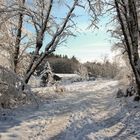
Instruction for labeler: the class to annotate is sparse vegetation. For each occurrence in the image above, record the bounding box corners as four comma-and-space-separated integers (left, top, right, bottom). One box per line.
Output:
0, 0, 140, 139
84, 59, 120, 79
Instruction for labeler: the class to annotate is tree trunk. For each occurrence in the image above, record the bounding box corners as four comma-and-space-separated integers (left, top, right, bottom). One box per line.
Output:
115, 0, 140, 96
22, 0, 78, 88
13, 0, 25, 73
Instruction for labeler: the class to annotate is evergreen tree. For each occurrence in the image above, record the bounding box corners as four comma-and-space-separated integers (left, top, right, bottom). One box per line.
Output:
40, 62, 54, 87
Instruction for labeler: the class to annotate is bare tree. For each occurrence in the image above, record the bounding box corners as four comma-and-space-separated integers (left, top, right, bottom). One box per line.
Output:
13, 0, 25, 73
114, 0, 140, 96
23, 0, 79, 86
0, 0, 33, 74
0, 0, 104, 87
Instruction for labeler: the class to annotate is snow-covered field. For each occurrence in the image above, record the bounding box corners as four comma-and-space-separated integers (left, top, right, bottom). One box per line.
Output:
0, 79, 140, 140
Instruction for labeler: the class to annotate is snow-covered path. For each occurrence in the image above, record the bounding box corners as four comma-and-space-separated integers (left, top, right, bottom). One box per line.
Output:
0, 80, 140, 140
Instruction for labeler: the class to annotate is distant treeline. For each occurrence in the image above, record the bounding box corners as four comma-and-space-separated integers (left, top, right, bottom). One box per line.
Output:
84, 61, 119, 79
36, 53, 80, 75
36, 53, 119, 79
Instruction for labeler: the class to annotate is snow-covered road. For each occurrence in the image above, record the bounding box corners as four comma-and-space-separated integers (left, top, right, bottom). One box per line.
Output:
0, 80, 140, 140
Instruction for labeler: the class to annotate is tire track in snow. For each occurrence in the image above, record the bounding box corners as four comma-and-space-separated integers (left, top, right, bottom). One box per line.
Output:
1, 80, 124, 140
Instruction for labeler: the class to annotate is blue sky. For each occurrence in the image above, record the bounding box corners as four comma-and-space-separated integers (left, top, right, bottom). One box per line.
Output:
25, 1, 115, 63
54, 3, 115, 62
55, 24, 114, 62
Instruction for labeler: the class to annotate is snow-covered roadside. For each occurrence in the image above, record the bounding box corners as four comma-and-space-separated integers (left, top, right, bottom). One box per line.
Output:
0, 80, 140, 140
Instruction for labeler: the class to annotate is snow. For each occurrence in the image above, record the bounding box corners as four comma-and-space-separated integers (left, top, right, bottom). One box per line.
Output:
0, 79, 140, 140
55, 74, 82, 85
28, 74, 81, 88
55, 74, 80, 78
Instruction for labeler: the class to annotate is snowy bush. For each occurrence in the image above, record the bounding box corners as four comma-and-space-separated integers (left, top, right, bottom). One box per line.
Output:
0, 65, 37, 108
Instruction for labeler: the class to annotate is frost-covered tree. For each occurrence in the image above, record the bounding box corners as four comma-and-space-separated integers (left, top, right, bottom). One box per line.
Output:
101, 0, 140, 97
40, 61, 54, 87
114, 0, 140, 97
0, 0, 104, 87
0, 66, 36, 108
